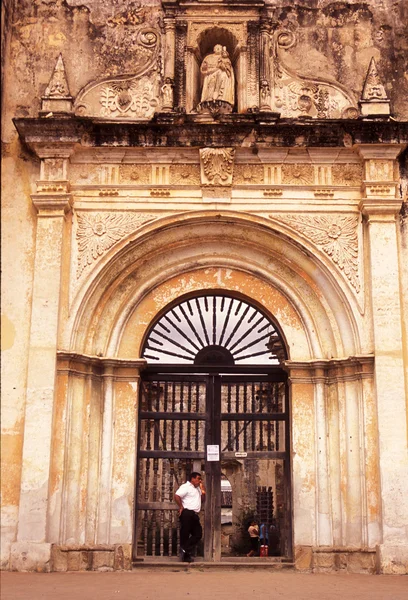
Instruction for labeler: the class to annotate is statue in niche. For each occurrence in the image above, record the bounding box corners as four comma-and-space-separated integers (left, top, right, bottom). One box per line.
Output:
199, 45, 234, 110
161, 77, 174, 111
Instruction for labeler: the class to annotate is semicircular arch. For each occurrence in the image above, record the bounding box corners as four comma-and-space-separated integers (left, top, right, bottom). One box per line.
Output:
63, 211, 362, 362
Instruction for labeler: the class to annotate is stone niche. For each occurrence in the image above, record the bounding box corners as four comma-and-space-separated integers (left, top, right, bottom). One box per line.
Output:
165, 0, 262, 113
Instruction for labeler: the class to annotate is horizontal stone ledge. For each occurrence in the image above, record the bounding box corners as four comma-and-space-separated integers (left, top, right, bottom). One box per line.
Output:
13, 117, 408, 152
312, 547, 376, 554
57, 545, 116, 552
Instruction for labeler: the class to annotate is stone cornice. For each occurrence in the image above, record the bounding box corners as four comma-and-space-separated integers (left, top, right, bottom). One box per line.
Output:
13, 116, 408, 154
56, 351, 147, 377
284, 355, 375, 383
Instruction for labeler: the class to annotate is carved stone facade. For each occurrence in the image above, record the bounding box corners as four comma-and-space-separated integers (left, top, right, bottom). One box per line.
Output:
2, 0, 408, 578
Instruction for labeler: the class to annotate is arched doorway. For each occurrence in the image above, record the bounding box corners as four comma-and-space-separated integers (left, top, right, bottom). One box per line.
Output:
134, 292, 291, 562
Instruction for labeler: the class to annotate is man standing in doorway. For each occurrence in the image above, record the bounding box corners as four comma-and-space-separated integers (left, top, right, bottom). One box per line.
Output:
174, 472, 206, 562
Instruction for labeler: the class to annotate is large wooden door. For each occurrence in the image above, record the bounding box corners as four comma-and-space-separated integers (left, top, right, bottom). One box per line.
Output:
133, 368, 291, 561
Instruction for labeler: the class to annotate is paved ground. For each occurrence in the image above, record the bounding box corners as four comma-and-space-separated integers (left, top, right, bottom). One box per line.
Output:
2, 571, 407, 600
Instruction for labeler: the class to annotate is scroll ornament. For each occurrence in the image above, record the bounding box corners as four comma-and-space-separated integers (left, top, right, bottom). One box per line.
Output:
273, 214, 360, 292
76, 212, 156, 277
74, 28, 160, 119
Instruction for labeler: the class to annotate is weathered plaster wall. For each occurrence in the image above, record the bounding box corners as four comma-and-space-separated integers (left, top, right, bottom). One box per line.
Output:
5, 0, 408, 119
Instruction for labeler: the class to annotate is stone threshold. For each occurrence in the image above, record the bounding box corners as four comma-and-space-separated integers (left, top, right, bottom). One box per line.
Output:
133, 557, 295, 570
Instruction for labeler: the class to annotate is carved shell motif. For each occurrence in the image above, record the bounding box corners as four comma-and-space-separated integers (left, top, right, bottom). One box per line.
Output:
200, 148, 235, 186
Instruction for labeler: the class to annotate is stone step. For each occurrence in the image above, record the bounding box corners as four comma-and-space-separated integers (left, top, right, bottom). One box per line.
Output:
133, 557, 295, 570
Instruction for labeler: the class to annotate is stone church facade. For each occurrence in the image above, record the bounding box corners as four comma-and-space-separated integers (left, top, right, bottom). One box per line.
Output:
1, 0, 407, 574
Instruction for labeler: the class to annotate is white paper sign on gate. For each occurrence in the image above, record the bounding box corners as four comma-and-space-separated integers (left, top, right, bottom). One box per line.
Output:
206, 445, 220, 462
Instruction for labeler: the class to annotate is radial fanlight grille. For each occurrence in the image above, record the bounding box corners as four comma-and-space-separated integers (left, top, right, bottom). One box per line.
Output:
142, 294, 286, 365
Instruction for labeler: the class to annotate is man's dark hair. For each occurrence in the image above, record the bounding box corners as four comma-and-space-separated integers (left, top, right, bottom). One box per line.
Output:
189, 471, 201, 481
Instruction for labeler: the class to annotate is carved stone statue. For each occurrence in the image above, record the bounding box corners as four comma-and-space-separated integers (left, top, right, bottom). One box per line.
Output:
200, 45, 234, 106
161, 77, 174, 111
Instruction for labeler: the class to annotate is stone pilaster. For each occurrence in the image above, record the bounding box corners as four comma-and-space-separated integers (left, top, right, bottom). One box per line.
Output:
163, 17, 176, 82
10, 176, 72, 570
358, 143, 408, 574
259, 19, 272, 111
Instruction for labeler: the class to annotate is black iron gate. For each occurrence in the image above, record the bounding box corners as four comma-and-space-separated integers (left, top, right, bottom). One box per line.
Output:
134, 368, 291, 561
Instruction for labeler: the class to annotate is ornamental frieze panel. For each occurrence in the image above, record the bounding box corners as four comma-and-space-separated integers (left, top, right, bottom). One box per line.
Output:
170, 165, 201, 186
272, 214, 360, 293
281, 164, 314, 186
69, 164, 101, 185
75, 212, 158, 277
233, 165, 264, 185
119, 165, 152, 185
332, 164, 363, 187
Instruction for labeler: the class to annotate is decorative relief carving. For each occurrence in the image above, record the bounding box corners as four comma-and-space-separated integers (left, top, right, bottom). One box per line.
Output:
42, 158, 65, 180
99, 189, 119, 196
273, 214, 360, 292
44, 54, 71, 98
74, 26, 160, 119
361, 57, 388, 101
119, 165, 151, 185
169, 165, 201, 185
263, 189, 283, 197
367, 160, 394, 182
200, 148, 235, 186
270, 28, 358, 119
366, 185, 393, 196
69, 164, 100, 185
233, 165, 264, 185
281, 164, 314, 186
76, 212, 156, 277
36, 182, 69, 193
314, 189, 335, 198
98, 76, 159, 118
332, 164, 363, 186
203, 187, 231, 199
150, 188, 171, 197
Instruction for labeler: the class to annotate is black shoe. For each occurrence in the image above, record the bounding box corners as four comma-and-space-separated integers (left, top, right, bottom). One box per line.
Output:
184, 554, 194, 563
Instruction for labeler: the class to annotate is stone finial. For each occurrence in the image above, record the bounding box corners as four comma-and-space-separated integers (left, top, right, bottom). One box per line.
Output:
41, 54, 73, 115
359, 57, 390, 117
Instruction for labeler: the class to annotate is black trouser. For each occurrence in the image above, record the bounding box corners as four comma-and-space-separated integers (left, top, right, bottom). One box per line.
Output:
180, 509, 202, 555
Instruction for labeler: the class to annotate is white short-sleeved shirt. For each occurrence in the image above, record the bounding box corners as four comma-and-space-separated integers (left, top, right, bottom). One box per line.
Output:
175, 481, 202, 512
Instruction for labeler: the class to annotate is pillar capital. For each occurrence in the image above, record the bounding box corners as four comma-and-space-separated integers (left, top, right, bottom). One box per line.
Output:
355, 143, 407, 161
31, 193, 73, 216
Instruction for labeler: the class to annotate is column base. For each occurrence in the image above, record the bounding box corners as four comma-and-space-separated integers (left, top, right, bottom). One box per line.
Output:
294, 546, 377, 573
10, 542, 52, 572
51, 544, 132, 572
376, 544, 408, 574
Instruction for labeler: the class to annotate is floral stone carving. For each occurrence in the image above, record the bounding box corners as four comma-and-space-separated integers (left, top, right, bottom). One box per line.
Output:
170, 165, 201, 186
332, 164, 363, 186
200, 148, 235, 186
233, 165, 264, 185
282, 164, 314, 186
76, 212, 157, 277
273, 214, 360, 292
